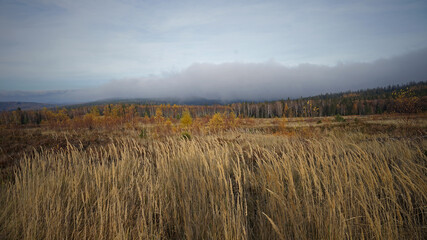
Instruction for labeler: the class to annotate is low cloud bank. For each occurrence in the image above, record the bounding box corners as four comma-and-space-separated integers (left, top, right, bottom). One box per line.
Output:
1, 48, 427, 104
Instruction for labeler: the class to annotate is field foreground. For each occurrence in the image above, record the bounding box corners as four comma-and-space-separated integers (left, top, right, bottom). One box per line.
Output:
1, 117, 427, 239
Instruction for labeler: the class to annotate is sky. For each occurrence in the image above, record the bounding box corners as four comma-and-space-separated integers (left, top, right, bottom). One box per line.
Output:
0, 0, 427, 103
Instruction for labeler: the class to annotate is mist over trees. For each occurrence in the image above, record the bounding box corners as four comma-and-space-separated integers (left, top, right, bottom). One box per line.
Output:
1, 48, 427, 104
1, 82, 425, 127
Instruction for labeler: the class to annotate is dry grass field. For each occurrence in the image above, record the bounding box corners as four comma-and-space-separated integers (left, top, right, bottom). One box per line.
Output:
1, 114, 426, 239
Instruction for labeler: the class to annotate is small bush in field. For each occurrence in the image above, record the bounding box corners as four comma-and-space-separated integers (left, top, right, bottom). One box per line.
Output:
139, 128, 148, 139
181, 131, 191, 140
317, 120, 322, 124
335, 114, 345, 122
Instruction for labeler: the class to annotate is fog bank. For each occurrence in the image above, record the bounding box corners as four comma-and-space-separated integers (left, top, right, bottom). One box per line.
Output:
1, 49, 426, 104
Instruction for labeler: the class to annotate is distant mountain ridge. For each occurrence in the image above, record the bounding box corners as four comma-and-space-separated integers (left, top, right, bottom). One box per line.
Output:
2, 82, 425, 112
0, 102, 56, 111
67, 97, 229, 108
73, 81, 426, 107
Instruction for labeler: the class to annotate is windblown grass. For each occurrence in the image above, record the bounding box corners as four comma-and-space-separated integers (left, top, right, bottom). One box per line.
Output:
1, 130, 426, 239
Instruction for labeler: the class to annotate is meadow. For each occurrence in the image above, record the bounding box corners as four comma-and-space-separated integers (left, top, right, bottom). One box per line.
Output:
0, 114, 426, 239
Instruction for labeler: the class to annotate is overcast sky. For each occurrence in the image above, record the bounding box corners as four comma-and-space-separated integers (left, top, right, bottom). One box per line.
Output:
1, 0, 427, 102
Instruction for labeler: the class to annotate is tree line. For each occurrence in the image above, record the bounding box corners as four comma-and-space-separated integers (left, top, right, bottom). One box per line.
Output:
230, 81, 425, 118
1, 81, 425, 127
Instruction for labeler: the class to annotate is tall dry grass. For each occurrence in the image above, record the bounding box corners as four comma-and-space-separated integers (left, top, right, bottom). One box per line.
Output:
1, 130, 426, 239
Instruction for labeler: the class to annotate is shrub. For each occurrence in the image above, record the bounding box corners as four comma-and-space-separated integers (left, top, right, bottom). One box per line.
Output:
181, 131, 192, 140
139, 128, 148, 139
335, 114, 345, 122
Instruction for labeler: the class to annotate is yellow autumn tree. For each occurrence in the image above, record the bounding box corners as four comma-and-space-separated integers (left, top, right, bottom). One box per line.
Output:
226, 111, 237, 129
90, 106, 100, 116
393, 88, 421, 126
164, 118, 173, 134
209, 113, 224, 132
284, 103, 289, 117
111, 105, 122, 118
180, 109, 193, 129
155, 107, 164, 124
393, 88, 420, 114
278, 116, 287, 133
143, 113, 150, 123
153, 107, 165, 137
57, 108, 70, 124
83, 107, 100, 129
103, 105, 111, 117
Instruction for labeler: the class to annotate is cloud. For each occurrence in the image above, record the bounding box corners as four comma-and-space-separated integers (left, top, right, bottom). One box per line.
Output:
1, 48, 426, 104
1, 0, 427, 91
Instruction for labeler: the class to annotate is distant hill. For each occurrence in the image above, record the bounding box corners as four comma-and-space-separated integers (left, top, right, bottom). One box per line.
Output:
0, 102, 56, 112
73, 82, 426, 108
68, 97, 227, 108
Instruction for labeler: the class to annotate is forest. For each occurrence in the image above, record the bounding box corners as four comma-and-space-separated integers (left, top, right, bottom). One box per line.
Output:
0, 82, 425, 128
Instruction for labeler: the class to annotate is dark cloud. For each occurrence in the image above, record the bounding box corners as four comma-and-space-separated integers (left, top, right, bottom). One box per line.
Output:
1, 48, 426, 104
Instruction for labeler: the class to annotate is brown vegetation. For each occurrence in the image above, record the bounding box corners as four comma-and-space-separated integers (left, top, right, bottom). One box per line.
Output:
0, 113, 426, 239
